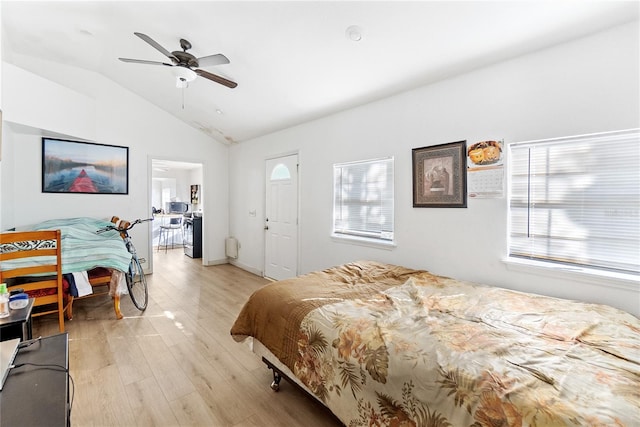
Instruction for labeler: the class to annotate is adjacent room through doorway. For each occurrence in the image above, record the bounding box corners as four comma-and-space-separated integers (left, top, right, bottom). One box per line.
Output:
150, 159, 204, 273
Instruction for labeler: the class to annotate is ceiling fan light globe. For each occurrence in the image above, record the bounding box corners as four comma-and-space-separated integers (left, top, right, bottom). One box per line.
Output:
176, 77, 189, 89
172, 66, 197, 82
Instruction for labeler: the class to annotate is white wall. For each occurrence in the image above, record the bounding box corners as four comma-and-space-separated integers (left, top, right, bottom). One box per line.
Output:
229, 22, 640, 316
152, 168, 195, 208
0, 3, 4, 229
0, 61, 229, 269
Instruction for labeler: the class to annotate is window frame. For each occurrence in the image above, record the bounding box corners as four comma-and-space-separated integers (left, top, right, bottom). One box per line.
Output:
506, 129, 640, 286
332, 156, 395, 248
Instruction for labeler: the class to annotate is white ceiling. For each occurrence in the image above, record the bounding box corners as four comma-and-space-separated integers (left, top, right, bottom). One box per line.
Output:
2, 1, 638, 145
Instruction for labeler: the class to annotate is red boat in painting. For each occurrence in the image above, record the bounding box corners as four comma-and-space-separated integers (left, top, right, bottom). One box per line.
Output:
68, 169, 98, 192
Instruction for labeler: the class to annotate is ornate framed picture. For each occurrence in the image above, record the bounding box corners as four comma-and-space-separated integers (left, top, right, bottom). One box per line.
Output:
412, 140, 467, 208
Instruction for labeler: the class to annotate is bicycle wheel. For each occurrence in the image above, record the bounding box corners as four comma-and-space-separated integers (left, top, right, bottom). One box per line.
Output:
126, 257, 148, 310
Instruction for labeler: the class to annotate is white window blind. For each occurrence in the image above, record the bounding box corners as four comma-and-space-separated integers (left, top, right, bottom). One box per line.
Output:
333, 157, 394, 241
509, 129, 640, 275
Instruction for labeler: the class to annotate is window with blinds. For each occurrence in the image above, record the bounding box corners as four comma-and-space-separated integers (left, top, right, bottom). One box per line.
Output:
508, 129, 640, 276
333, 157, 394, 242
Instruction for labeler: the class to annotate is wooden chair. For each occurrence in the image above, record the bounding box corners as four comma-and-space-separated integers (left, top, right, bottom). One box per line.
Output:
0, 230, 68, 332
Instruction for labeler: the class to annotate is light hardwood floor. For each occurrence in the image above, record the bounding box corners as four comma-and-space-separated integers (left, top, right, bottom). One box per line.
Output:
32, 249, 343, 427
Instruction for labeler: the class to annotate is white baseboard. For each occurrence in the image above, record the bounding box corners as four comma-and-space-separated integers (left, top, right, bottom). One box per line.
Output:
228, 259, 263, 277
202, 258, 264, 278
204, 258, 229, 266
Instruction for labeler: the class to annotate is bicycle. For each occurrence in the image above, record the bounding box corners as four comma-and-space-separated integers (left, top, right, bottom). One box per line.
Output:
96, 217, 153, 310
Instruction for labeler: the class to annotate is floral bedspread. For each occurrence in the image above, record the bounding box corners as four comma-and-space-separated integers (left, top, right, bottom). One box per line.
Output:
232, 261, 640, 426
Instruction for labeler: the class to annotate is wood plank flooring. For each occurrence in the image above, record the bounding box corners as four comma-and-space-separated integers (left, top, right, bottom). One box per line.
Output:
32, 249, 343, 427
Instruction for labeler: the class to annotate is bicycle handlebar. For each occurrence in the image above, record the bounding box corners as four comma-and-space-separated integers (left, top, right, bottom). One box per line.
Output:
96, 217, 154, 234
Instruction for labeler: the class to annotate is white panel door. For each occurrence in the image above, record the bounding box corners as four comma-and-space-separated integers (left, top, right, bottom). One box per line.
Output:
264, 154, 298, 281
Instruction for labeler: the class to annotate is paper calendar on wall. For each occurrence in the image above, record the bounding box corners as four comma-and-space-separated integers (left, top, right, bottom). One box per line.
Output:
467, 140, 504, 198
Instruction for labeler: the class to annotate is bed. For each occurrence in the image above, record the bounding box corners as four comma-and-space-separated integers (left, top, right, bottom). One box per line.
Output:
231, 260, 640, 426
1, 217, 132, 322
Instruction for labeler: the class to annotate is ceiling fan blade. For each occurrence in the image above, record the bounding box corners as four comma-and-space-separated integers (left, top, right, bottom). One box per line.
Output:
134, 32, 178, 63
195, 69, 238, 88
119, 58, 173, 66
197, 53, 230, 68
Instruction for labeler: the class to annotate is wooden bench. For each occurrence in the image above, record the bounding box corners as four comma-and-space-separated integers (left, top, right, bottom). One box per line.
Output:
61, 214, 130, 320
66, 267, 124, 320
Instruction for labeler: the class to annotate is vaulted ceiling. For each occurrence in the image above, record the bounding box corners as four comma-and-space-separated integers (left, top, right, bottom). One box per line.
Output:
2, 1, 638, 145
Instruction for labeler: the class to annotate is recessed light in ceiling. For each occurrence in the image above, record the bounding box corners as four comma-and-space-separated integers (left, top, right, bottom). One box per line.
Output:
345, 25, 363, 42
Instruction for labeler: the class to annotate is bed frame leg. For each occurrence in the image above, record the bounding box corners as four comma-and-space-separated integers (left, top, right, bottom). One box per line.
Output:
270, 370, 282, 391
262, 357, 282, 391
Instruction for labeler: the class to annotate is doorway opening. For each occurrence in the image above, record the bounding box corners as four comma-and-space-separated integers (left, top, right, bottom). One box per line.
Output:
150, 158, 204, 273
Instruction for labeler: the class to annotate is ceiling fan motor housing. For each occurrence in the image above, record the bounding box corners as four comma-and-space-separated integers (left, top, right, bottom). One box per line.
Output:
172, 50, 199, 68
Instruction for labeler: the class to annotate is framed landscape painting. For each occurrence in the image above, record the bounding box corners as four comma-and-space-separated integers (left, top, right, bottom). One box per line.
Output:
412, 140, 467, 208
42, 138, 129, 194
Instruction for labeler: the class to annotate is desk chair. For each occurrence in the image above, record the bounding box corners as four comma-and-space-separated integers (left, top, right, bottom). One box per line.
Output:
158, 216, 183, 252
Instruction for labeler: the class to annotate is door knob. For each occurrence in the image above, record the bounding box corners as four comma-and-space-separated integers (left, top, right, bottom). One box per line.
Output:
264, 226, 269, 230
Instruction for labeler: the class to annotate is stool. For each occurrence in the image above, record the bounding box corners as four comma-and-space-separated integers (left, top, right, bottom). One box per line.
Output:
158, 216, 183, 252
